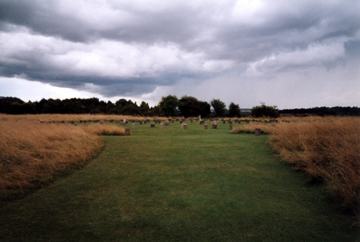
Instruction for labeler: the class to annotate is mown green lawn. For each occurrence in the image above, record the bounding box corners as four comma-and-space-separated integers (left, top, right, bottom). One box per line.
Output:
0, 120, 358, 241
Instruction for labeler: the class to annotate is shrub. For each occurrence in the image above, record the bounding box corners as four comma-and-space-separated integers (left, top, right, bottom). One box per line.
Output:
251, 102, 279, 118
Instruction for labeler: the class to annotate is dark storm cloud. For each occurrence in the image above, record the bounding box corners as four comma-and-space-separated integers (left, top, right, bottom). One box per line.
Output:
0, 1, 89, 42
0, 0, 204, 44
0, 0, 359, 99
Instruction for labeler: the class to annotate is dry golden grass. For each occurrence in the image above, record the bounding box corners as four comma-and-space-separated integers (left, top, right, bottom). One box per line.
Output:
232, 122, 277, 134
0, 117, 126, 201
233, 116, 360, 211
83, 123, 126, 136
0, 114, 172, 122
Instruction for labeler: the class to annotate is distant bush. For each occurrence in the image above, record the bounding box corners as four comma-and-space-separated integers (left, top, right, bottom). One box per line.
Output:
251, 102, 279, 118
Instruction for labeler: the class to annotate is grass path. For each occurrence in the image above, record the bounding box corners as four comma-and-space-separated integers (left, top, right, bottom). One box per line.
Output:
0, 121, 358, 241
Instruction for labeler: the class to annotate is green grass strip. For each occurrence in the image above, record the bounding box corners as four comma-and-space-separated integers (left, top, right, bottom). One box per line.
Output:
0, 121, 358, 241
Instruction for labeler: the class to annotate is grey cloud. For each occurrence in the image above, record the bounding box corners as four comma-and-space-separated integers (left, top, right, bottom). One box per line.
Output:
0, 0, 204, 44
345, 39, 360, 57
0, 0, 359, 100
209, 1, 360, 64
0, 1, 89, 42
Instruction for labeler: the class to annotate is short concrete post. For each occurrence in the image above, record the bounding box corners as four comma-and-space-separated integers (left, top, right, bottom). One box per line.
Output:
255, 128, 261, 136
132, 123, 135, 129
160, 123, 163, 129
183, 124, 187, 129
125, 129, 130, 136
205, 124, 208, 130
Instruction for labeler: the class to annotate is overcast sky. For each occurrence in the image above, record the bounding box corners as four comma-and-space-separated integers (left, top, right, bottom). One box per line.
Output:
0, 0, 359, 109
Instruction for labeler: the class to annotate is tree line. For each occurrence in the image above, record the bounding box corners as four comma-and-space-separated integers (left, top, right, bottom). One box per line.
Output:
279, 106, 360, 116
0, 97, 154, 116
0, 95, 244, 117
1, 95, 357, 117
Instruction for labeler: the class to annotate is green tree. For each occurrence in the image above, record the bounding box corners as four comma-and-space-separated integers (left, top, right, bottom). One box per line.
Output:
106, 101, 117, 114
251, 102, 278, 118
159, 95, 179, 117
139, 101, 150, 115
148, 105, 161, 116
114, 99, 140, 115
0, 97, 25, 114
178, 96, 198, 118
178, 96, 211, 118
11, 101, 36, 114
123, 100, 140, 115
115, 98, 128, 107
211, 98, 226, 117
229, 102, 241, 117
198, 100, 211, 118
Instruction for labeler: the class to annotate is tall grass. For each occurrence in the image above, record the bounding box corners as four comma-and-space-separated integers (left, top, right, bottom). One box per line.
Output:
0, 114, 172, 122
233, 117, 360, 212
0, 114, 140, 122
0, 119, 125, 201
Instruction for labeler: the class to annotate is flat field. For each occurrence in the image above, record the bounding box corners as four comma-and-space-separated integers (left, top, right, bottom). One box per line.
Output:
0, 119, 358, 241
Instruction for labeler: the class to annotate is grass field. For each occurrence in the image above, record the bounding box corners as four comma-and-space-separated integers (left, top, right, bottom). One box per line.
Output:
232, 117, 360, 211
0, 120, 359, 241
